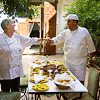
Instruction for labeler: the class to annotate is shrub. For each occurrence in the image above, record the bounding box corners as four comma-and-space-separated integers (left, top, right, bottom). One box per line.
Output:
63, 0, 100, 46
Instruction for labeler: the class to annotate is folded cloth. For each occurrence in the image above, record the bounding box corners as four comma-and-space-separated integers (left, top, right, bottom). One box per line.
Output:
54, 73, 74, 86
30, 63, 41, 69
34, 74, 47, 83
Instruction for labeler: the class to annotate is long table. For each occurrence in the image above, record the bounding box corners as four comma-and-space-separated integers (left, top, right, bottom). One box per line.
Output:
28, 62, 88, 100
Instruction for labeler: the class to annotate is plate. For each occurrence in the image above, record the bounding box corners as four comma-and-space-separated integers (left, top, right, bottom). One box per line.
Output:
29, 77, 48, 83
32, 83, 49, 92
60, 71, 70, 75
30, 72, 40, 76
42, 72, 49, 76
69, 75, 76, 81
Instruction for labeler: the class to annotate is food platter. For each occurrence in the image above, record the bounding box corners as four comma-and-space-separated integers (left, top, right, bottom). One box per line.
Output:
29, 77, 48, 83
54, 72, 75, 89
32, 83, 49, 92
42, 64, 68, 73
29, 60, 76, 91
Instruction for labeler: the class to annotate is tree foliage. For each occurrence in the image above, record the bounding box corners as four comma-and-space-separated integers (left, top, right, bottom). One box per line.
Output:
0, 0, 43, 20
63, 0, 100, 46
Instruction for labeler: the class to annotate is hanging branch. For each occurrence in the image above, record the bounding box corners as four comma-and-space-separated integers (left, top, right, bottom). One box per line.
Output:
0, 0, 43, 19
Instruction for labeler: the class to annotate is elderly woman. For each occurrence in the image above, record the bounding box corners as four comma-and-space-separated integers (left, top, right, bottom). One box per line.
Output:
0, 19, 42, 92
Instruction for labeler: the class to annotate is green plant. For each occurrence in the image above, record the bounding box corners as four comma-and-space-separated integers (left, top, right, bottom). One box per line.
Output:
63, 0, 100, 46
0, 0, 43, 20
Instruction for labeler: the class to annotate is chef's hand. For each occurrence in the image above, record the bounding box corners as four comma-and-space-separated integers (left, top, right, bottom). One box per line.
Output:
49, 39, 54, 46
88, 58, 94, 67
42, 38, 54, 45
45, 39, 54, 46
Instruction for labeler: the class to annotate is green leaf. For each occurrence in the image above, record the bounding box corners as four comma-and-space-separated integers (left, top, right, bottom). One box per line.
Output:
0, 0, 42, 20
63, 0, 100, 45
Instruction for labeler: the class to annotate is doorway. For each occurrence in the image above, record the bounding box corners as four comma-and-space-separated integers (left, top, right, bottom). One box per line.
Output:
29, 22, 43, 54
18, 1, 57, 55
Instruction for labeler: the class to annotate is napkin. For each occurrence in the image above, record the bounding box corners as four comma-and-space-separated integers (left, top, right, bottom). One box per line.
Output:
54, 72, 71, 80
54, 73, 73, 86
30, 63, 41, 69
34, 74, 47, 83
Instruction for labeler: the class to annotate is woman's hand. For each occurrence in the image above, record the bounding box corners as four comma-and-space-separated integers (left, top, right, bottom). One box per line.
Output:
37, 38, 54, 46
37, 38, 42, 42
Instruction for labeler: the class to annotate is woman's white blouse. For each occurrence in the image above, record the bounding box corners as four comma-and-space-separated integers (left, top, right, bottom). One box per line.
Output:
0, 33, 38, 80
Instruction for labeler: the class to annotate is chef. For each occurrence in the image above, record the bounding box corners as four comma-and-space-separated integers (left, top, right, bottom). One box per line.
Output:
49, 14, 96, 84
0, 19, 43, 92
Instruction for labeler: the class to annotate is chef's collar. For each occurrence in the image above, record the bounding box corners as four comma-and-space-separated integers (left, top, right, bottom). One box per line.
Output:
3, 32, 13, 39
70, 26, 78, 35
3, 33, 14, 43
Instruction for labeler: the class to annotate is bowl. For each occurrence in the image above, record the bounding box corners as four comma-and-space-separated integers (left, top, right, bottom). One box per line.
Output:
54, 82, 70, 89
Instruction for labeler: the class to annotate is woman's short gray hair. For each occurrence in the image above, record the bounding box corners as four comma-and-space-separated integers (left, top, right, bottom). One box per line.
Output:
1, 19, 11, 30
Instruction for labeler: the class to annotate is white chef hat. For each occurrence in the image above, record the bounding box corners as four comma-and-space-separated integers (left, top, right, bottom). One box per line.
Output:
67, 14, 79, 20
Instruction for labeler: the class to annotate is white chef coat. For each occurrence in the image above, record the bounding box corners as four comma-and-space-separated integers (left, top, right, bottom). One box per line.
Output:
52, 26, 96, 81
0, 33, 38, 80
